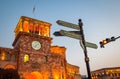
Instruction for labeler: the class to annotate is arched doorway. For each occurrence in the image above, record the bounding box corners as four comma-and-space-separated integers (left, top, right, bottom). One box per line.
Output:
2, 65, 20, 79
26, 71, 43, 79
4, 64, 15, 69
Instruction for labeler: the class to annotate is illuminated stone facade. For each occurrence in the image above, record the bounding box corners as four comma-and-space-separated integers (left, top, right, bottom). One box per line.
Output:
0, 16, 81, 79
91, 67, 120, 79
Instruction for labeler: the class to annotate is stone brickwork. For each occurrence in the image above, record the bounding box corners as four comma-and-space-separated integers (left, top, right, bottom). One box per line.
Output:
11, 32, 69, 79
13, 32, 52, 54
0, 16, 81, 79
67, 63, 81, 79
91, 67, 120, 79
0, 47, 18, 69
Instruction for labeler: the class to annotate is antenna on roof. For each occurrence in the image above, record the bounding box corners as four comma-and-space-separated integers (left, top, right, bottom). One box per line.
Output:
33, 6, 35, 13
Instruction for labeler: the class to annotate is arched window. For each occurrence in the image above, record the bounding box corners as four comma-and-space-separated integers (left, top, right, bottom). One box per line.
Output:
34, 23, 39, 34
44, 26, 49, 37
39, 25, 50, 37
11, 55, 16, 62
27, 71, 42, 79
1, 51, 6, 61
6, 53, 11, 61
23, 21, 29, 32
42, 56, 47, 64
39, 24, 44, 36
24, 54, 29, 62
29, 23, 34, 33
4, 64, 15, 69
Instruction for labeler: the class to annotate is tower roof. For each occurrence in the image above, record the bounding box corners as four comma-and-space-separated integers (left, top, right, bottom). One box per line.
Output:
14, 16, 52, 37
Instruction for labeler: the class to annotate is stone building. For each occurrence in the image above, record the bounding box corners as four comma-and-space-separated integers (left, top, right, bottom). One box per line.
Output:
91, 67, 120, 79
0, 16, 81, 79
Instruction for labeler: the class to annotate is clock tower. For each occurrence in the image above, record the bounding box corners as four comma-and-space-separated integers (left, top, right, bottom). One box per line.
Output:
12, 16, 52, 78
0, 16, 81, 79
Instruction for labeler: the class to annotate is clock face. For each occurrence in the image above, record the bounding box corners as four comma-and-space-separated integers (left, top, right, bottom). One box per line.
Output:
32, 41, 41, 50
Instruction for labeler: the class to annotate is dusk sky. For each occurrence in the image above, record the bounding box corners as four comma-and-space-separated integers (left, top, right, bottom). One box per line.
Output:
0, 0, 120, 75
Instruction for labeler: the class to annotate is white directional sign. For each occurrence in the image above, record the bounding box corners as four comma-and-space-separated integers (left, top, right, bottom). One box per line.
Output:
56, 20, 80, 30
59, 30, 98, 49
59, 30, 81, 39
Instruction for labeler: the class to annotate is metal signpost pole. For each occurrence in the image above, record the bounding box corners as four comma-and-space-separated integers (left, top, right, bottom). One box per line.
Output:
78, 19, 91, 79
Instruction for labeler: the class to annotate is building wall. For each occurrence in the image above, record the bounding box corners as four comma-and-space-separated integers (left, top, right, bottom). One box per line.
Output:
0, 33, 81, 79
0, 48, 18, 69
67, 63, 81, 79
0, 16, 81, 79
91, 67, 120, 79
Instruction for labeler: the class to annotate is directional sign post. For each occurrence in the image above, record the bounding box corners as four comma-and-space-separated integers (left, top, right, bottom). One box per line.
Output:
78, 19, 91, 79
54, 19, 97, 79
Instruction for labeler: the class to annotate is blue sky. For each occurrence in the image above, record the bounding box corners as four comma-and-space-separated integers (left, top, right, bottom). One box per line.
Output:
0, 0, 120, 75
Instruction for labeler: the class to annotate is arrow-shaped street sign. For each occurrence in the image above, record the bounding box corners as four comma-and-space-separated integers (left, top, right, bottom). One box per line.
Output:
56, 20, 80, 30
85, 41, 98, 49
59, 30, 82, 39
54, 30, 98, 49
53, 30, 81, 36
